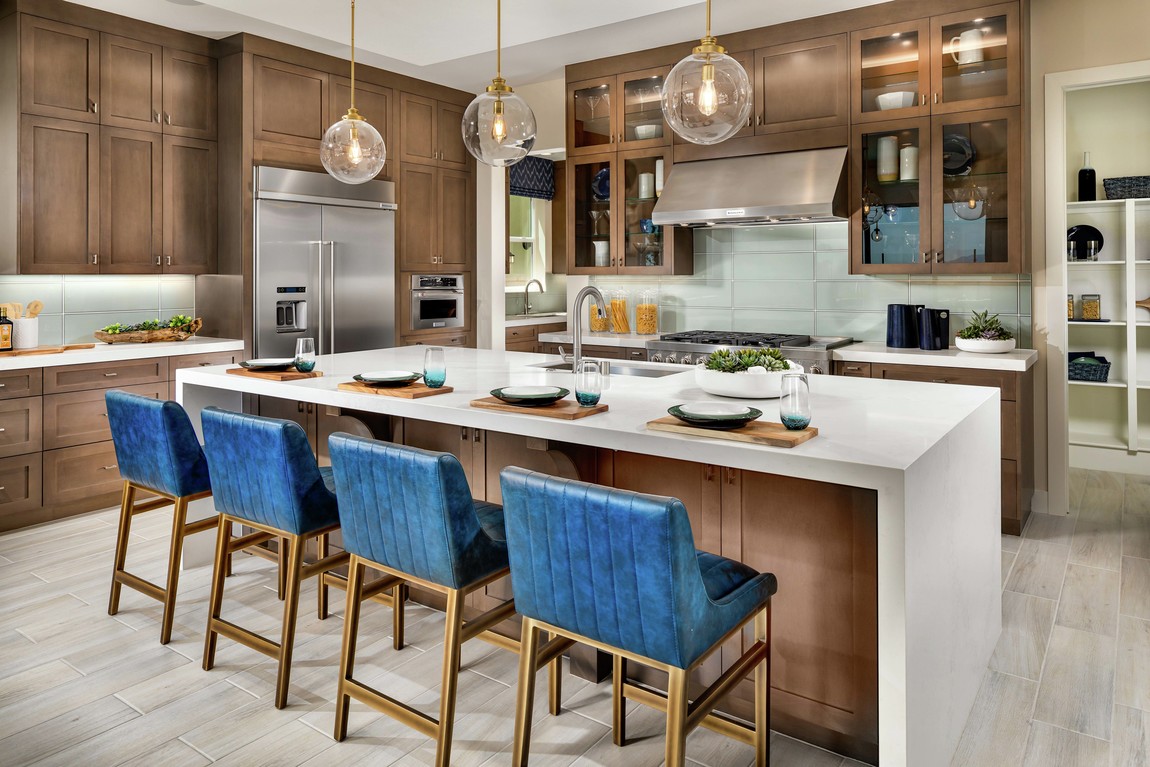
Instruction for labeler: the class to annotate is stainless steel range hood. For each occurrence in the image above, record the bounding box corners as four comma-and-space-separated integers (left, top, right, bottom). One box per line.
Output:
651, 147, 848, 227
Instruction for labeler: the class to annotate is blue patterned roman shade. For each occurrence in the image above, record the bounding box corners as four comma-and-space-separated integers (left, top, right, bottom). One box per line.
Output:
509, 156, 555, 201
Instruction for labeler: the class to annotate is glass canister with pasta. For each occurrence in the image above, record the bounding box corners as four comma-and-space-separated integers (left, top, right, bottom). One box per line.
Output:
636, 288, 658, 335
588, 299, 609, 332
609, 288, 631, 334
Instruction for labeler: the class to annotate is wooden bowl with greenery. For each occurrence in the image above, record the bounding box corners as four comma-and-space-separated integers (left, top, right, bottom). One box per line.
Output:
94, 315, 202, 344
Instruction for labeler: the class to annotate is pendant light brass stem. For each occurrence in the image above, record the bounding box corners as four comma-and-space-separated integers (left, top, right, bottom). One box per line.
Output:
349, 0, 356, 111
692, 0, 725, 56
496, 0, 501, 80
705, 0, 711, 39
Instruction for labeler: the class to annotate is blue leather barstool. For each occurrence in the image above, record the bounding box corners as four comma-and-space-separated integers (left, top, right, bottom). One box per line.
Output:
105, 390, 215, 645
328, 434, 560, 767
199, 407, 392, 709
500, 467, 778, 767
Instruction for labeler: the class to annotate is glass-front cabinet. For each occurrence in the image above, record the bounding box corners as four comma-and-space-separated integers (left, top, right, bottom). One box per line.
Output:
568, 67, 670, 156
851, 107, 1020, 274
566, 148, 691, 275
851, 3, 1019, 123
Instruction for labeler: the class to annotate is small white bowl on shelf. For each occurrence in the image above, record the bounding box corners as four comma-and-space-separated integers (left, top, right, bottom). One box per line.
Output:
633, 124, 661, 140
954, 337, 1017, 354
876, 91, 916, 110
694, 361, 804, 399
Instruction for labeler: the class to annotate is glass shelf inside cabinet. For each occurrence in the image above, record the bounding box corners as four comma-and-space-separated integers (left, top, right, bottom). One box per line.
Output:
938, 14, 1009, 106
573, 84, 613, 151
860, 127, 922, 266
860, 31, 921, 116
622, 75, 665, 142
573, 160, 613, 269
621, 153, 665, 268
940, 118, 1010, 264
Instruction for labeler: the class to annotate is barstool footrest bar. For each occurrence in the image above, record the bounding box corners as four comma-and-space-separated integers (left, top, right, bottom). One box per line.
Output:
209, 617, 281, 658
535, 636, 577, 670
229, 530, 276, 553
461, 600, 517, 643
183, 516, 219, 536
343, 678, 439, 739
685, 641, 767, 734
113, 570, 166, 602
130, 497, 175, 515
622, 679, 756, 746
300, 550, 351, 580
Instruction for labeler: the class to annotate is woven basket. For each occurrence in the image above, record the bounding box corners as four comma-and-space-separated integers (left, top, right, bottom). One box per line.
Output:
1103, 176, 1150, 200
94, 318, 203, 344
1068, 355, 1111, 382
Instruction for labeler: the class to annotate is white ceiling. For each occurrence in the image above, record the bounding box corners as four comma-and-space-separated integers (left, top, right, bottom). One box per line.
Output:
64, 0, 892, 92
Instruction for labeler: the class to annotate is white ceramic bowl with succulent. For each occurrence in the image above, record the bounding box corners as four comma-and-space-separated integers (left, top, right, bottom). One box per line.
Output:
954, 310, 1017, 354
694, 348, 804, 399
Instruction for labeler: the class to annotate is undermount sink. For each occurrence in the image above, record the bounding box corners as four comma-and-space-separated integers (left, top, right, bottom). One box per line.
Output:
531, 360, 684, 379
505, 311, 567, 320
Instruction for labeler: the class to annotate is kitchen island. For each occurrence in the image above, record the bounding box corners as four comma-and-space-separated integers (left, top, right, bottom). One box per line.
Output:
176, 346, 1001, 767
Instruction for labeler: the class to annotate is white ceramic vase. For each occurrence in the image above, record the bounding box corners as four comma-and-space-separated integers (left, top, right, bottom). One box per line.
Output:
954, 337, 1016, 354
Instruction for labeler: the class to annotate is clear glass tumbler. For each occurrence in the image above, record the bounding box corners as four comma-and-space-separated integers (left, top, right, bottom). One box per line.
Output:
423, 346, 446, 388
779, 373, 811, 430
575, 360, 602, 407
294, 338, 316, 372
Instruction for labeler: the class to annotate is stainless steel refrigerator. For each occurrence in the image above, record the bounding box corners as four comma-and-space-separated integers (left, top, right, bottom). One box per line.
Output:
254, 167, 396, 358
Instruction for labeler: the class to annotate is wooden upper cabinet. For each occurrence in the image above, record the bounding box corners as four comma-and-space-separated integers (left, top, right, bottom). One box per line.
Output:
163, 135, 217, 274
19, 116, 100, 274
20, 17, 100, 123
253, 57, 329, 147
398, 163, 437, 270
436, 101, 469, 169
100, 34, 162, 132
851, 18, 931, 124
438, 168, 474, 269
163, 49, 217, 140
755, 34, 848, 134
400, 92, 437, 165
101, 128, 162, 274
567, 75, 615, 156
330, 76, 392, 179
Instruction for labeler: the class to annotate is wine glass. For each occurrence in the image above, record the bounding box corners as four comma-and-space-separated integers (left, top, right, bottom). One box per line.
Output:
294, 338, 316, 373
575, 360, 602, 407
585, 94, 602, 121
423, 346, 446, 388
588, 209, 603, 236
779, 373, 811, 430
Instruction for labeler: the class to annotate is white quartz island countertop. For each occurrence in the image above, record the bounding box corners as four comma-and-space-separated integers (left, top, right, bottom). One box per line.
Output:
177, 346, 1001, 767
0, 336, 244, 371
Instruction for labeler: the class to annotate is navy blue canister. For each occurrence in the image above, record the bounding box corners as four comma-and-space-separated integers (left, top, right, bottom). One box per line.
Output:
886, 304, 919, 348
918, 308, 950, 350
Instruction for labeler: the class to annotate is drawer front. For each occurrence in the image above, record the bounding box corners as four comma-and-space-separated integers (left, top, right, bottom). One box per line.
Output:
44, 382, 165, 450
582, 344, 625, 360
0, 369, 43, 400
505, 326, 538, 342
505, 339, 537, 353
0, 397, 43, 458
43, 441, 124, 507
0, 453, 42, 521
44, 358, 169, 394
871, 363, 1017, 400
536, 322, 567, 335
835, 361, 872, 378
622, 347, 647, 362
169, 351, 241, 373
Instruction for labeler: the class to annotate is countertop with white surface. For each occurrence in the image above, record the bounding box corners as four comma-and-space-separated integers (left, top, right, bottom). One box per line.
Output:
834, 342, 1038, 371
0, 337, 244, 371
537, 331, 658, 348
504, 314, 567, 328
177, 346, 1000, 767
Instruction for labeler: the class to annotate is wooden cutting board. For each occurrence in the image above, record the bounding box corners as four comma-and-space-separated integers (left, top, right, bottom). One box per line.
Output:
226, 367, 324, 381
470, 396, 608, 419
0, 343, 96, 357
646, 415, 817, 448
338, 381, 454, 398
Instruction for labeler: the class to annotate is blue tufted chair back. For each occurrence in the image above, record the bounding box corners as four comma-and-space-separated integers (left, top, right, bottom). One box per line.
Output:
200, 407, 337, 535
105, 389, 211, 498
329, 433, 507, 590
500, 467, 775, 670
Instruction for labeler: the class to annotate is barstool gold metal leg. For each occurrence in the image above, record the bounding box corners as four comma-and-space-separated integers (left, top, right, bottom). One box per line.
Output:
435, 589, 466, 767
612, 654, 627, 746
159, 496, 190, 644
512, 617, 541, 767
203, 513, 232, 671
108, 482, 136, 616
547, 631, 562, 716
755, 605, 771, 766
317, 533, 329, 619
277, 537, 288, 600
393, 582, 408, 651
335, 556, 366, 741
665, 666, 689, 767
274, 534, 307, 709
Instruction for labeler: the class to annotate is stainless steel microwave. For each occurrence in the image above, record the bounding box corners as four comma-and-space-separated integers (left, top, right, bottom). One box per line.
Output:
410, 274, 465, 331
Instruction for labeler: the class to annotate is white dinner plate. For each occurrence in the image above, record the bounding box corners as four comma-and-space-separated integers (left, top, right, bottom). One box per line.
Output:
499, 386, 565, 397
677, 402, 755, 418
241, 358, 296, 369
356, 370, 422, 383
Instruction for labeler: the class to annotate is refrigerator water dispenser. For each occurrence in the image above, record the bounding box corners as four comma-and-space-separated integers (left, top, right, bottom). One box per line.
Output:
276, 299, 307, 333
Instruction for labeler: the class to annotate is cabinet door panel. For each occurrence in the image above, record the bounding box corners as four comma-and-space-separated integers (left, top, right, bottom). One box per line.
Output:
437, 102, 468, 169
0, 370, 43, 401
756, 34, 848, 134
930, 3, 1020, 113
438, 169, 474, 269
44, 382, 163, 450
402, 419, 474, 487
611, 453, 721, 554
20, 17, 99, 122
253, 58, 328, 147
164, 136, 217, 274
163, 49, 217, 140
101, 127, 162, 273
100, 34, 162, 132
43, 441, 123, 507
850, 19, 931, 124
258, 397, 317, 456
398, 164, 437, 270
0, 397, 42, 458
0, 454, 43, 530
19, 116, 100, 274
331, 77, 391, 178
400, 92, 437, 166
44, 358, 168, 394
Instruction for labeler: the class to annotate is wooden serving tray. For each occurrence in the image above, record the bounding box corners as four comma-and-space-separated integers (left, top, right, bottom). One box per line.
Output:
226, 367, 324, 382
0, 343, 96, 357
470, 396, 608, 420
338, 381, 454, 398
646, 415, 818, 448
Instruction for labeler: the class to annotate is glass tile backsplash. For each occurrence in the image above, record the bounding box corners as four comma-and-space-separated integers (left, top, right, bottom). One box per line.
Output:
0, 275, 196, 345
590, 223, 1033, 347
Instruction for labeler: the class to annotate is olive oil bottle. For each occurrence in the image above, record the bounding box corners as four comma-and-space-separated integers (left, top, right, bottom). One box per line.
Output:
0, 307, 13, 351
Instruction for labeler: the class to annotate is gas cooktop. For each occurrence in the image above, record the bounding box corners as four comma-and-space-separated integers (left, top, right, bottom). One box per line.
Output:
646, 330, 855, 374
657, 330, 811, 348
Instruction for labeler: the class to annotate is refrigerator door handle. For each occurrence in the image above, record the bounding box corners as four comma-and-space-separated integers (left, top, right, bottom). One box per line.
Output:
327, 241, 337, 356
314, 240, 325, 355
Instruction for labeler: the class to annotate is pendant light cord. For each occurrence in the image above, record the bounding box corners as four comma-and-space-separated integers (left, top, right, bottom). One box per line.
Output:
496, 0, 502, 79
349, 0, 357, 110
705, 0, 711, 39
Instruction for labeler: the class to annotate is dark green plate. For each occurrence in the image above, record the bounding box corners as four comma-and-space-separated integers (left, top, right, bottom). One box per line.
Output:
668, 404, 762, 430
491, 386, 570, 407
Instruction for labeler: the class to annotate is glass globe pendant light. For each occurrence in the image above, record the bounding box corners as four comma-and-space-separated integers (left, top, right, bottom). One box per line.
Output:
321, 0, 386, 184
462, 0, 536, 167
661, 0, 753, 145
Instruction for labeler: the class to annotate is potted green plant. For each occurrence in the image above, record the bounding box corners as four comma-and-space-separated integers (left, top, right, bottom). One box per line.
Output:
694, 348, 802, 398
955, 310, 1016, 354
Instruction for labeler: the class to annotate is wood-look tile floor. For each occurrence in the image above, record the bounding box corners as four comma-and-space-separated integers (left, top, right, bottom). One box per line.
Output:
952, 468, 1150, 767
0, 504, 865, 767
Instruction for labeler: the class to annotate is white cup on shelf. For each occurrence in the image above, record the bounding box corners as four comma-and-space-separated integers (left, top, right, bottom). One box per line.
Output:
12, 318, 38, 350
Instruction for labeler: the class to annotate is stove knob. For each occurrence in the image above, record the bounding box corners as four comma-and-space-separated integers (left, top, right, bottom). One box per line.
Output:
665, 353, 677, 364
681, 355, 696, 365
649, 352, 663, 363
809, 363, 824, 375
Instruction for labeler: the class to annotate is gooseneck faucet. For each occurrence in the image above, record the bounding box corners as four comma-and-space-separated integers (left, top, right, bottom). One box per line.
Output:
571, 285, 607, 373
523, 278, 543, 316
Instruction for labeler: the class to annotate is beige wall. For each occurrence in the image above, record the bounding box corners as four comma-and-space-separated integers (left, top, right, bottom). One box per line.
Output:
1028, 0, 1150, 503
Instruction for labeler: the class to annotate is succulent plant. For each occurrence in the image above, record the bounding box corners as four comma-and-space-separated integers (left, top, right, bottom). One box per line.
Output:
101, 323, 126, 334
957, 310, 1014, 341
703, 347, 789, 373
168, 314, 195, 329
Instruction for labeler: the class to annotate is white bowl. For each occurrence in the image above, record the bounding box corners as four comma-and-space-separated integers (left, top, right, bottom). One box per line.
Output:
876, 91, 916, 110
694, 361, 804, 399
633, 124, 661, 140
955, 337, 1017, 354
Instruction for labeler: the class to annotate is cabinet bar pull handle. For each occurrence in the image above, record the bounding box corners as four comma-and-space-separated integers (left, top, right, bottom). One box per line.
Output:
104, 372, 117, 377
155, 256, 161, 266
725, 467, 736, 485
90, 100, 98, 114
0, 487, 6, 491
100, 413, 107, 417
935, 251, 943, 263
101, 464, 118, 470
922, 251, 930, 263
154, 112, 160, 123
846, 365, 861, 371
0, 428, 6, 433
198, 362, 213, 366
461, 427, 468, 439
933, 93, 939, 104
91, 254, 99, 265
0, 383, 7, 388
933, 379, 950, 384
704, 465, 715, 481
166, 255, 172, 266
920, 93, 926, 106
473, 429, 481, 443
757, 114, 764, 126
165, 113, 172, 125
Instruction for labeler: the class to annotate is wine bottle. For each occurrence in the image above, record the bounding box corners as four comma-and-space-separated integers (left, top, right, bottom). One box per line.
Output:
0, 307, 12, 352
1078, 151, 1096, 202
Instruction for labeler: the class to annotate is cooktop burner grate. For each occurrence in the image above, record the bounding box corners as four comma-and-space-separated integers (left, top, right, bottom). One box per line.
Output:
658, 330, 812, 348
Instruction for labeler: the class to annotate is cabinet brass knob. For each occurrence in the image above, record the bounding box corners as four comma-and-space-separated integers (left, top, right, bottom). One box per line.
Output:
104, 372, 117, 377
101, 464, 118, 471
